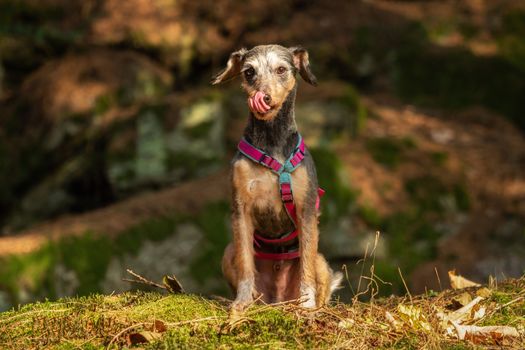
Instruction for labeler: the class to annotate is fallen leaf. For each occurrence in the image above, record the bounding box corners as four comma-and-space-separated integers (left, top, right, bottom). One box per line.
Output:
451, 292, 473, 308
337, 319, 355, 329
163, 275, 184, 294
452, 323, 519, 343
127, 331, 162, 345
476, 287, 492, 298
473, 306, 486, 320
445, 296, 484, 324
449, 270, 480, 290
152, 320, 167, 333
397, 304, 432, 332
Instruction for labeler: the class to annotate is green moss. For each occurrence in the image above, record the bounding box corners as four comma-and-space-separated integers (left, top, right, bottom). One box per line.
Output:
452, 184, 470, 211
183, 120, 215, 139
93, 94, 115, 116
404, 176, 470, 213
391, 334, 421, 350
497, 11, 525, 73
2, 278, 524, 349
405, 176, 449, 213
381, 211, 439, 273
309, 147, 357, 223
114, 217, 178, 256
366, 137, 414, 169
430, 151, 448, 166
357, 204, 382, 228
481, 283, 525, 328
0, 292, 307, 349
0, 245, 55, 303
372, 176, 471, 281
340, 86, 368, 137
189, 202, 230, 293
53, 233, 113, 296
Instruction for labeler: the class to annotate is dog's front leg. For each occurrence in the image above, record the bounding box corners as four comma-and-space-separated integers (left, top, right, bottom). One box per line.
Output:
230, 194, 256, 311
298, 213, 319, 308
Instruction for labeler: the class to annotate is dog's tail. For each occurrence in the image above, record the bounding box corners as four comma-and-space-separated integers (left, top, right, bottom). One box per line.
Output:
326, 270, 344, 304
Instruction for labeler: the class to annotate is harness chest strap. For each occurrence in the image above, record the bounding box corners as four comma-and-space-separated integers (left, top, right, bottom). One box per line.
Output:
237, 135, 324, 260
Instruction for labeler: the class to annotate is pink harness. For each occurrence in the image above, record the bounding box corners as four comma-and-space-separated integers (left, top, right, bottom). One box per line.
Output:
238, 135, 324, 260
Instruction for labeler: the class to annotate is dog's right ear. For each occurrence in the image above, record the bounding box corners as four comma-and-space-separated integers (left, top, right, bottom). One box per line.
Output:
211, 48, 247, 85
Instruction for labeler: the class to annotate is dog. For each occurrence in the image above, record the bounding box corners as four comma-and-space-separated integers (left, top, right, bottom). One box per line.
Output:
212, 44, 342, 311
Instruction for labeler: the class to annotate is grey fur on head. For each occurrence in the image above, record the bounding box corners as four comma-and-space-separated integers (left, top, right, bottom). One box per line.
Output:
211, 45, 317, 86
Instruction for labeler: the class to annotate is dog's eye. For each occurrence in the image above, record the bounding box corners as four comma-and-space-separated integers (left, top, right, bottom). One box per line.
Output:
244, 67, 255, 78
276, 66, 287, 74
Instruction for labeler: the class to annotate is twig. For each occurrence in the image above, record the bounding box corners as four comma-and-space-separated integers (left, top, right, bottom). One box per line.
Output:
474, 296, 524, 325
355, 242, 370, 299
124, 269, 165, 290
434, 267, 442, 292
398, 267, 413, 303
106, 322, 146, 350
342, 264, 356, 297
165, 316, 225, 327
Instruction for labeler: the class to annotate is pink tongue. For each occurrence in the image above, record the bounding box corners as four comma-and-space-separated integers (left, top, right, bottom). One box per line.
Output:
249, 91, 270, 113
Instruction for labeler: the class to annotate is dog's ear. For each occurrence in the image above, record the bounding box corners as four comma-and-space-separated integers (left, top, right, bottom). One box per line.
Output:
211, 48, 247, 85
289, 46, 317, 86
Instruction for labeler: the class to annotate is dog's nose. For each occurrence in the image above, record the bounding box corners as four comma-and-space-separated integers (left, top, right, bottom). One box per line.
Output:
263, 94, 271, 105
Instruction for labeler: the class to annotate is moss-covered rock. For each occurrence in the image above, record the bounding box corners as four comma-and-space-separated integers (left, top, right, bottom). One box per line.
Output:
0, 201, 231, 310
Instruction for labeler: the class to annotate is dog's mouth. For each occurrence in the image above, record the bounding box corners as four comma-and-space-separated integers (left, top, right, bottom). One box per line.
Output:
248, 91, 272, 115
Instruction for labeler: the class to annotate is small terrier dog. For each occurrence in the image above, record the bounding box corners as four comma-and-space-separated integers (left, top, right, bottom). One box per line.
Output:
212, 44, 342, 310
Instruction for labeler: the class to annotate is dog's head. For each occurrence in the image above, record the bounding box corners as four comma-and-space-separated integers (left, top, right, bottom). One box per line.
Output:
211, 44, 317, 121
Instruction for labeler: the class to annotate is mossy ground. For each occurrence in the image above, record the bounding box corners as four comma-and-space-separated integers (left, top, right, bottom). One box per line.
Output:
1, 278, 523, 349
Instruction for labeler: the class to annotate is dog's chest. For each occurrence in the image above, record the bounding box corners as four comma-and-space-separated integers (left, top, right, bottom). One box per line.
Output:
233, 159, 309, 236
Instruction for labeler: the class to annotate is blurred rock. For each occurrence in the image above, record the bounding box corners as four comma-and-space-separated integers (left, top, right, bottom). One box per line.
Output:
102, 223, 201, 294
53, 264, 80, 298
0, 291, 9, 312
19, 50, 171, 119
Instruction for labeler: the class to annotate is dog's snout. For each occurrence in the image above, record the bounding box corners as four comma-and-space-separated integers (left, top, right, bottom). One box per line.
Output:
263, 94, 271, 105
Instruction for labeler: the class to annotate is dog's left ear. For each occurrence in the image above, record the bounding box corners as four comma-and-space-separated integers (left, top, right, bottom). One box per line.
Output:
211, 48, 247, 85
289, 46, 317, 86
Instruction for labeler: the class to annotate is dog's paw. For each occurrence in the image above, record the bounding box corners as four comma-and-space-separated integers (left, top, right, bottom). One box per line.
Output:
299, 283, 317, 309
230, 299, 250, 313
300, 298, 316, 309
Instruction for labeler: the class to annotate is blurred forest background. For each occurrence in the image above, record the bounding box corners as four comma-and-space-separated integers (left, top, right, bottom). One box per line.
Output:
0, 0, 524, 310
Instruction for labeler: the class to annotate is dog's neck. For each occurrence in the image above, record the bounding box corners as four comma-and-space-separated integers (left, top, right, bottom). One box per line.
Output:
243, 85, 299, 160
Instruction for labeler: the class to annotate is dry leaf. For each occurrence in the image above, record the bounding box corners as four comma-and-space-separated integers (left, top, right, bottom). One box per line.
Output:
452, 323, 519, 342
163, 275, 184, 294
152, 320, 167, 333
449, 270, 480, 289
451, 292, 472, 308
476, 287, 492, 298
127, 331, 162, 345
446, 296, 484, 324
397, 304, 432, 332
385, 311, 403, 331
337, 319, 355, 329
473, 306, 486, 320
